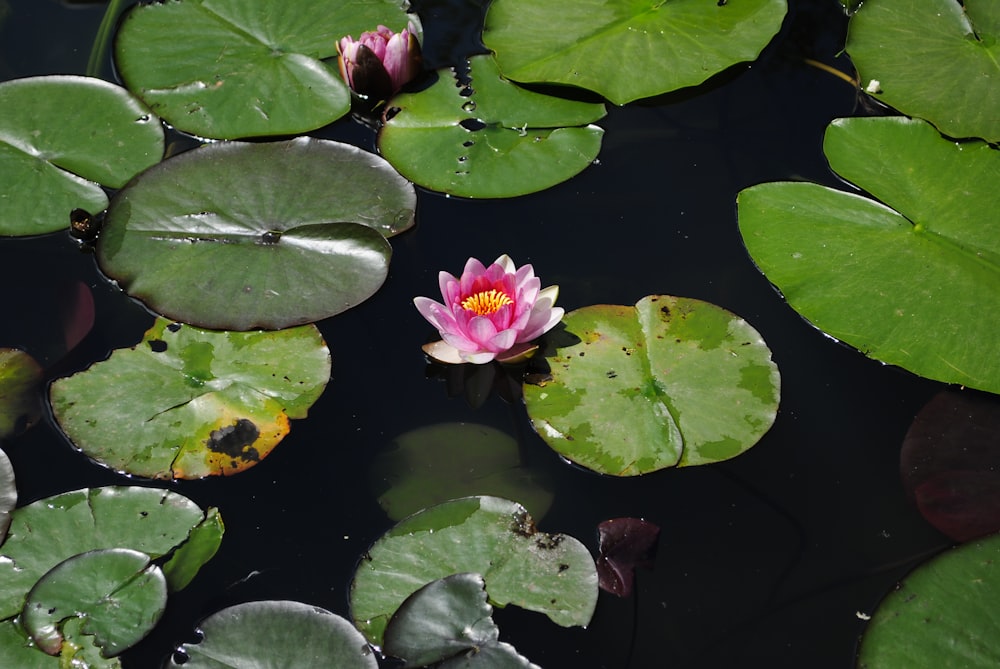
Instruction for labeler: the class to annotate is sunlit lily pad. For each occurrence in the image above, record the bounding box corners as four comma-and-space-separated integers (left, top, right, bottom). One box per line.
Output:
0, 448, 14, 543
379, 54, 605, 198
857, 532, 1000, 667
847, 0, 1000, 142
0, 486, 214, 621
162, 508, 225, 591
22, 548, 166, 657
167, 600, 377, 668
0, 75, 163, 236
350, 495, 598, 646
523, 296, 780, 475
98, 138, 410, 330
738, 116, 1000, 393
483, 0, 787, 104
115, 0, 415, 138
0, 348, 43, 439
50, 318, 330, 479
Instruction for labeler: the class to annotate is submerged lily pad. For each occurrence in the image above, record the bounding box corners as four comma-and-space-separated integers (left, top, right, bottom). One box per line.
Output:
98, 138, 411, 330
0, 348, 43, 439
523, 296, 780, 475
0, 448, 13, 542
858, 532, 1000, 667
350, 495, 598, 646
847, 0, 1000, 142
167, 600, 377, 668
115, 0, 414, 138
50, 318, 330, 479
379, 54, 605, 198
483, 0, 787, 104
738, 116, 1000, 393
0, 75, 163, 236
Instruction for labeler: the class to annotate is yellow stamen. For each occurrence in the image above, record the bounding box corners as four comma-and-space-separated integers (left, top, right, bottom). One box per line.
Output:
461, 289, 513, 316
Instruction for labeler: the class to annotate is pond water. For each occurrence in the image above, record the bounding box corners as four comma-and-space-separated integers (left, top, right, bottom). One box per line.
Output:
0, 0, 952, 667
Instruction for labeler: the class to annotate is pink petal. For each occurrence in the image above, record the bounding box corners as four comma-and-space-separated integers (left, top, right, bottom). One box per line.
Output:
466, 315, 498, 346
439, 272, 461, 304
461, 350, 498, 364
518, 306, 564, 343
413, 297, 458, 334
440, 330, 484, 353
488, 328, 517, 353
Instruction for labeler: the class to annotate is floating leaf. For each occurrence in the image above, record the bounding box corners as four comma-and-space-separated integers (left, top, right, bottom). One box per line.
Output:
50, 318, 330, 479
384, 573, 539, 668
0, 619, 120, 669
0, 448, 14, 543
115, 0, 415, 138
162, 508, 225, 591
847, 0, 1000, 142
379, 54, 605, 198
371, 422, 553, 522
0, 348, 43, 439
596, 518, 660, 597
858, 532, 1000, 667
98, 138, 409, 330
738, 116, 1000, 393
0, 486, 213, 621
22, 548, 166, 657
523, 296, 780, 475
0, 75, 164, 236
350, 495, 598, 647
483, 0, 787, 104
167, 600, 377, 668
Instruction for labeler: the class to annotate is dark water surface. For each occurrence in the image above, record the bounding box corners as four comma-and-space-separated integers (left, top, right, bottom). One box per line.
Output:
0, 1, 949, 667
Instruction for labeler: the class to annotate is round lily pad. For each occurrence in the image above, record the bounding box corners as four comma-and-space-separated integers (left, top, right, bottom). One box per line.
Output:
523, 295, 780, 475
483, 0, 788, 104
98, 138, 411, 330
379, 54, 605, 198
50, 318, 331, 479
167, 600, 377, 668
0, 75, 163, 236
350, 495, 598, 647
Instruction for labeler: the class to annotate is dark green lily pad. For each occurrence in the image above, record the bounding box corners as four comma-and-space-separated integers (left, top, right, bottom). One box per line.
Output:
167, 600, 377, 668
350, 495, 598, 647
738, 116, 1000, 393
0, 486, 214, 621
847, 0, 1000, 142
22, 548, 166, 657
483, 0, 787, 104
0, 75, 163, 236
378, 54, 605, 198
857, 532, 1000, 668
162, 508, 225, 590
0, 448, 13, 543
0, 348, 43, 439
0, 618, 120, 669
523, 296, 780, 476
115, 0, 415, 139
50, 318, 330, 479
98, 138, 409, 330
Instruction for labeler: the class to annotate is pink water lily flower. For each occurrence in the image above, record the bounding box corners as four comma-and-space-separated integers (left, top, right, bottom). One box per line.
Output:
337, 23, 421, 102
414, 255, 564, 365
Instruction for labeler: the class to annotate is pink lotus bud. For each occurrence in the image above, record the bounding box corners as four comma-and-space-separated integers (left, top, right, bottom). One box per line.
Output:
414, 255, 564, 364
337, 23, 421, 102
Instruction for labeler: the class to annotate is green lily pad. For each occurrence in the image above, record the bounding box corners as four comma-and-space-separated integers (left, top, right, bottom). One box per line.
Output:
0, 619, 120, 669
162, 508, 225, 591
97, 138, 408, 330
0, 75, 163, 236
50, 318, 330, 479
350, 495, 598, 647
0, 447, 14, 543
847, 0, 1000, 142
167, 600, 378, 668
737, 116, 1000, 393
857, 532, 1000, 667
22, 548, 166, 657
523, 296, 780, 476
115, 0, 415, 139
0, 486, 214, 621
378, 54, 605, 198
372, 422, 553, 522
384, 573, 539, 668
483, 0, 787, 104
0, 348, 43, 439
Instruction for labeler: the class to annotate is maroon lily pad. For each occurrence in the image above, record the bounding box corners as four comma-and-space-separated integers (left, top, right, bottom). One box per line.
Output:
596, 517, 660, 597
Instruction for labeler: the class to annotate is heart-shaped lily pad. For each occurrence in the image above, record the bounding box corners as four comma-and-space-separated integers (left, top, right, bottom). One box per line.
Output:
483, 0, 788, 104
738, 116, 1000, 393
378, 54, 605, 198
847, 0, 1000, 142
350, 495, 598, 646
114, 0, 415, 138
0, 75, 163, 236
98, 137, 411, 330
523, 296, 780, 476
50, 318, 330, 479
